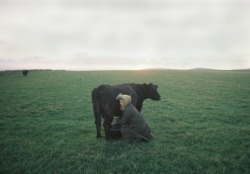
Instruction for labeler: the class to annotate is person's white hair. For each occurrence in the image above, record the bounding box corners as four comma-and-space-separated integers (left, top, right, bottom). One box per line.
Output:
116, 93, 132, 110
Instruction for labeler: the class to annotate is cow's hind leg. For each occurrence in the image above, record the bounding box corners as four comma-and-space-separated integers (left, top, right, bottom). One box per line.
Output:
94, 112, 102, 138
96, 123, 102, 138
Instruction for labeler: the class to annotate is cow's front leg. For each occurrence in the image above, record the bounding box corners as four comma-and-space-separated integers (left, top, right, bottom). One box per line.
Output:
103, 118, 112, 140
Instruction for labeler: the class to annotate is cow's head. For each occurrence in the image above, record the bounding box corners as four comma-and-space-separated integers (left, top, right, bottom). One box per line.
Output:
144, 83, 161, 101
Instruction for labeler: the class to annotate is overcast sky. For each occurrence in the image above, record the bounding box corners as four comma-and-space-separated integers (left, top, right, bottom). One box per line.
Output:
0, 0, 249, 70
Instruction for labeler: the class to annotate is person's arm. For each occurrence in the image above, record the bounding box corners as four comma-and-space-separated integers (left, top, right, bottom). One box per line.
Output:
117, 110, 131, 125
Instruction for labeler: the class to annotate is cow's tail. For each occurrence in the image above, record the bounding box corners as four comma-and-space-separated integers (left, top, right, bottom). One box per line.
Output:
92, 88, 102, 138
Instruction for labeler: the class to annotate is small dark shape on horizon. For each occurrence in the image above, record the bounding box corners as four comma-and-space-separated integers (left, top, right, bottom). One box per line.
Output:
22, 70, 29, 76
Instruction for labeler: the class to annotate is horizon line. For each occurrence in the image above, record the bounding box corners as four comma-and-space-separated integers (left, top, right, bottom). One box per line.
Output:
1, 67, 250, 72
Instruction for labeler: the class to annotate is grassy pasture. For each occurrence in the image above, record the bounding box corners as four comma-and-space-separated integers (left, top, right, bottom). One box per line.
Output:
0, 70, 250, 174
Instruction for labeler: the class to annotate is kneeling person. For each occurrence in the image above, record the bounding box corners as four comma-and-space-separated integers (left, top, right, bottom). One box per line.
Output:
116, 93, 153, 143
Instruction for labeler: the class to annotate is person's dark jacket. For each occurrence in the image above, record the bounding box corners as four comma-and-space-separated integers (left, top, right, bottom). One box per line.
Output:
117, 103, 152, 140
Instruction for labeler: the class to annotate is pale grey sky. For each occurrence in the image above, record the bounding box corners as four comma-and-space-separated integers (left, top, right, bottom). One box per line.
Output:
0, 0, 249, 70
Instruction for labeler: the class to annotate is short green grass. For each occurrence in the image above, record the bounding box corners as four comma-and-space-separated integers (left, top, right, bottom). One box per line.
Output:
0, 70, 249, 174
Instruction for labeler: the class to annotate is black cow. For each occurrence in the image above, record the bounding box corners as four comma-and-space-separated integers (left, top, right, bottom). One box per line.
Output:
22, 70, 29, 76
91, 83, 161, 140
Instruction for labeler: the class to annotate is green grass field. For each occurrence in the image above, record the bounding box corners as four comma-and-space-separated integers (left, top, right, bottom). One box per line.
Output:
1, 70, 249, 174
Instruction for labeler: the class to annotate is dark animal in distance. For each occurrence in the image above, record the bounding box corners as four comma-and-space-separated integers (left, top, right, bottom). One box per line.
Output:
92, 83, 161, 140
22, 70, 29, 76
